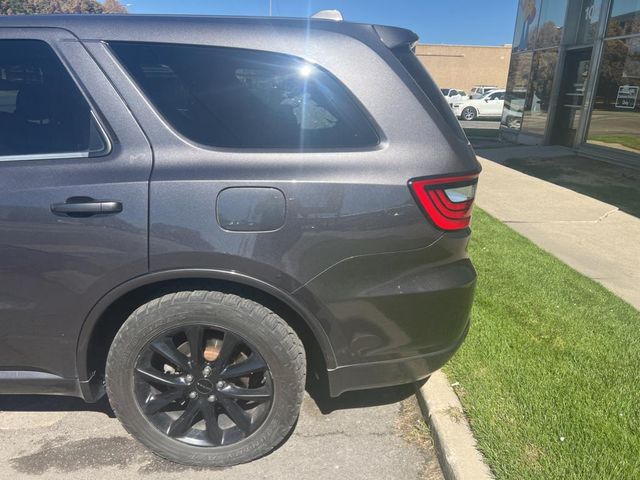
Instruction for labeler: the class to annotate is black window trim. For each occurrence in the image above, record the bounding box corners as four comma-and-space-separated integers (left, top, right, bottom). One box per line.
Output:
0, 39, 112, 163
106, 41, 385, 154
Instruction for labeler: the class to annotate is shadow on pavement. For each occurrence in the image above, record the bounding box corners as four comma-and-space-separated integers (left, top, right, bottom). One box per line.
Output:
460, 119, 502, 148
307, 374, 420, 414
501, 155, 640, 219
0, 380, 419, 418
0, 393, 115, 417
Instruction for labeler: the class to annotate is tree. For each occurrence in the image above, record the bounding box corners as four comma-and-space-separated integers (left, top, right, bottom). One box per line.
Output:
101, 0, 127, 13
0, 0, 128, 14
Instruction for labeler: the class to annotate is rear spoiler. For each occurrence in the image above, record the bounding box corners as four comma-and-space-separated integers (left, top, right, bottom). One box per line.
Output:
310, 11, 418, 51
373, 25, 419, 50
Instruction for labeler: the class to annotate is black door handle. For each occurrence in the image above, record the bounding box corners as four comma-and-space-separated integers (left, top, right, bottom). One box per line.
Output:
51, 197, 123, 217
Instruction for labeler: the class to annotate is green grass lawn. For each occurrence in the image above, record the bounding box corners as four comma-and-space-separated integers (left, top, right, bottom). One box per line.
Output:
445, 209, 640, 479
589, 135, 640, 152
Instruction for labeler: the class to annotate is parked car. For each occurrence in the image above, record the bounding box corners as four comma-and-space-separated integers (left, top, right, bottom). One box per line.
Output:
453, 89, 506, 121
469, 85, 499, 99
0, 13, 479, 467
441, 88, 469, 105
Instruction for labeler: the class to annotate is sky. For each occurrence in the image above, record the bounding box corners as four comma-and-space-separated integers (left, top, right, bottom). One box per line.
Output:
125, 0, 520, 46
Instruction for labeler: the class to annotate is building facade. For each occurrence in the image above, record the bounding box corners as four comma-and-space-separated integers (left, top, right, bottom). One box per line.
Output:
502, 0, 640, 164
416, 43, 512, 93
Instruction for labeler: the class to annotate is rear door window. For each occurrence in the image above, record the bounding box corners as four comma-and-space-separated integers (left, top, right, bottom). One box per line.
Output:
0, 40, 107, 159
109, 42, 379, 150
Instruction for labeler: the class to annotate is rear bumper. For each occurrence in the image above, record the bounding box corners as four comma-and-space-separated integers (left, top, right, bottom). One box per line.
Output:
326, 318, 469, 396
295, 234, 476, 396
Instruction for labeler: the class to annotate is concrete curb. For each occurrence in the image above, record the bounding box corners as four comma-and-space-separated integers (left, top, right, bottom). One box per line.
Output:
415, 371, 493, 480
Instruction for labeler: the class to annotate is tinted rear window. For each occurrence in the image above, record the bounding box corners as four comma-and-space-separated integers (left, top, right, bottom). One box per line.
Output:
392, 46, 465, 137
109, 42, 379, 150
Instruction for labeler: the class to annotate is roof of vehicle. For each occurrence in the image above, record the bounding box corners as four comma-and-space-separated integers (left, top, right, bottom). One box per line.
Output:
0, 14, 418, 49
478, 89, 505, 96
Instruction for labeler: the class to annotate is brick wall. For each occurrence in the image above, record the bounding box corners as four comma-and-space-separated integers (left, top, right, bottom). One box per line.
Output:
415, 44, 512, 94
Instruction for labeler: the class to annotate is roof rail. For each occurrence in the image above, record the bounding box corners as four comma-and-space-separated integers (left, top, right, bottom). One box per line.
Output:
311, 9, 343, 21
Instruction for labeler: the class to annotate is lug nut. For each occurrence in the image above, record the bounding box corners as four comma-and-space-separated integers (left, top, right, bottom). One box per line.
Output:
185, 374, 194, 383
188, 391, 197, 399
207, 395, 216, 403
216, 381, 226, 389
202, 366, 212, 377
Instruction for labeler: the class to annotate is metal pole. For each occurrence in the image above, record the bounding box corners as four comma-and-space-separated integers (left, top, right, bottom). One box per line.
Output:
269, 0, 272, 16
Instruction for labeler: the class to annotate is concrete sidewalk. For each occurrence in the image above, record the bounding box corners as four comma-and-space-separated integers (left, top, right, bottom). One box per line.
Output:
474, 154, 640, 310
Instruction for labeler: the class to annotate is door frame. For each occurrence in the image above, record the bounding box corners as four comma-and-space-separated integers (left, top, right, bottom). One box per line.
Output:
548, 46, 594, 147
0, 27, 152, 382
572, 0, 613, 148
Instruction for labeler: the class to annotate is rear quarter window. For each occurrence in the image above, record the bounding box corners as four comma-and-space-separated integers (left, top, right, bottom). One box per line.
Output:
109, 42, 379, 150
392, 45, 466, 138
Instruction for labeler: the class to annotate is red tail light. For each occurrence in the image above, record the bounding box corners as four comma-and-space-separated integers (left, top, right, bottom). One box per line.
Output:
409, 173, 479, 231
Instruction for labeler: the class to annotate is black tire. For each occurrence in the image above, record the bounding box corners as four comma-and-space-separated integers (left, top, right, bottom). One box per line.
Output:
460, 106, 477, 121
105, 290, 306, 467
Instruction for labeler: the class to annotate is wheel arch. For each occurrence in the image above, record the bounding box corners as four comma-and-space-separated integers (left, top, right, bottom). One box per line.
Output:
76, 269, 337, 396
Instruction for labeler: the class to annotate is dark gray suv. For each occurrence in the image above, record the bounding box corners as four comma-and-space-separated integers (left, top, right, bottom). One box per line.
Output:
0, 14, 479, 466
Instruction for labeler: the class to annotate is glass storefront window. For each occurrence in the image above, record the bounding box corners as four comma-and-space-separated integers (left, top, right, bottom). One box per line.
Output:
587, 37, 640, 153
522, 49, 560, 135
551, 48, 592, 146
513, 0, 542, 51
535, 0, 569, 48
607, 0, 640, 37
577, 0, 603, 44
501, 52, 533, 130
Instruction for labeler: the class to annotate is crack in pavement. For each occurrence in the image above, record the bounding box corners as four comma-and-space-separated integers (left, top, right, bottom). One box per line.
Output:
295, 431, 391, 439
502, 207, 620, 225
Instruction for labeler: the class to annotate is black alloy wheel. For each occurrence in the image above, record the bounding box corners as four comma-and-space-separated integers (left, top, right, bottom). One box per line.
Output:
134, 325, 273, 447
106, 291, 306, 466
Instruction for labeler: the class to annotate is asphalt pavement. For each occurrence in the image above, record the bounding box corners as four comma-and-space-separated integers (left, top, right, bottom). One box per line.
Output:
0, 386, 442, 480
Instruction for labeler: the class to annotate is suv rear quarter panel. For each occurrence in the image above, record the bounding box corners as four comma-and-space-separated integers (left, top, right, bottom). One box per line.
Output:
81, 17, 477, 368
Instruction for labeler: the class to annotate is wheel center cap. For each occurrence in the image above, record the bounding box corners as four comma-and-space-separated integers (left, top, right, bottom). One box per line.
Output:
195, 378, 214, 394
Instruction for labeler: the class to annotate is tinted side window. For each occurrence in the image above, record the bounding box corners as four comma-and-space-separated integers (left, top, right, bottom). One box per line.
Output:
0, 40, 107, 158
109, 42, 379, 149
